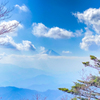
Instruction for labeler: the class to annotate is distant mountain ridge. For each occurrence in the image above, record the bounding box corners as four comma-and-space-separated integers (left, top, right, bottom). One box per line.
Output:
0, 86, 65, 100
0, 64, 71, 92
44, 49, 60, 56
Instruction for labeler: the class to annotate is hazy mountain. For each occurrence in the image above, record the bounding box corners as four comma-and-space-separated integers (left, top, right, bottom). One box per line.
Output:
0, 64, 63, 91
0, 64, 50, 88
0, 64, 47, 78
14, 74, 58, 91
44, 49, 60, 56
0, 86, 65, 100
23, 74, 57, 85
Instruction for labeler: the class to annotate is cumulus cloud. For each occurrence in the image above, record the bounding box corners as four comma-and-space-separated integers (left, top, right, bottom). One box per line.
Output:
0, 20, 35, 51
0, 20, 23, 29
0, 35, 36, 51
73, 8, 100, 51
62, 51, 72, 54
15, 4, 29, 12
73, 8, 100, 34
32, 23, 83, 39
80, 28, 100, 51
0, 20, 23, 36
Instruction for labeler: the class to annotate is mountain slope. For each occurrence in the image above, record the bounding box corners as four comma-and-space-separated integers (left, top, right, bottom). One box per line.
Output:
44, 49, 60, 56
0, 86, 65, 100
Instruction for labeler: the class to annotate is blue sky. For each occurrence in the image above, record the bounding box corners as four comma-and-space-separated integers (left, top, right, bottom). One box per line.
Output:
0, 0, 100, 91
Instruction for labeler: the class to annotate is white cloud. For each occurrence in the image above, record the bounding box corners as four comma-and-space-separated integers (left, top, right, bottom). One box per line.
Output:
0, 20, 23, 36
0, 52, 6, 59
0, 53, 89, 73
73, 8, 100, 51
0, 20, 23, 29
15, 4, 29, 12
40, 46, 46, 53
74, 29, 83, 37
32, 23, 82, 39
62, 51, 72, 54
0, 35, 36, 51
80, 28, 100, 51
0, 20, 35, 51
40, 46, 45, 51
73, 8, 100, 34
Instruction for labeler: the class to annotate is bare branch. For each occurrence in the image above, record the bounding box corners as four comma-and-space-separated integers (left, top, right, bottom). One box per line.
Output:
32, 94, 47, 100
0, 1, 20, 35
0, 1, 13, 20
0, 21, 19, 35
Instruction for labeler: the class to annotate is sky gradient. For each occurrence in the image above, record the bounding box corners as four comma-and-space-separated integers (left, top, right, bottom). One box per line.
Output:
0, 0, 100, 91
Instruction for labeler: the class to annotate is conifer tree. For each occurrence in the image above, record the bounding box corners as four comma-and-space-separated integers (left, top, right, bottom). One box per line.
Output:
59, 55, 100, 100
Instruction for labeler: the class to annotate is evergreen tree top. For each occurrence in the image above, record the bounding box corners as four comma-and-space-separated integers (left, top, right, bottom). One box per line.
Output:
58, 55, 100, 100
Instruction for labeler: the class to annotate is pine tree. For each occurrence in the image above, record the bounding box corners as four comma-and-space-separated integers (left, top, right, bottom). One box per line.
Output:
59, 55, 100, 100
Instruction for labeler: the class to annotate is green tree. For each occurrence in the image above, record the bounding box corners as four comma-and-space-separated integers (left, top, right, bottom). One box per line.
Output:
59, 55, 100, 100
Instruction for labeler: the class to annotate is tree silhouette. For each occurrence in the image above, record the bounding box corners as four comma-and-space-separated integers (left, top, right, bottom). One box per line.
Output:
0, 1, 19, 35
32, 94, 47, 100
59, 55, 100, 100
0, 1, 19, 100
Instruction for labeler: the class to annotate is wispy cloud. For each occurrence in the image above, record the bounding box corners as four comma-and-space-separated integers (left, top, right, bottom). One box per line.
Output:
0, 35, 36, 51
32, 23, 83, 39
15, 4, 29, 12
62, 51, 72, 54
40, 46, 46, 53
0, 52, 6, 59
0, 53, 89, 73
